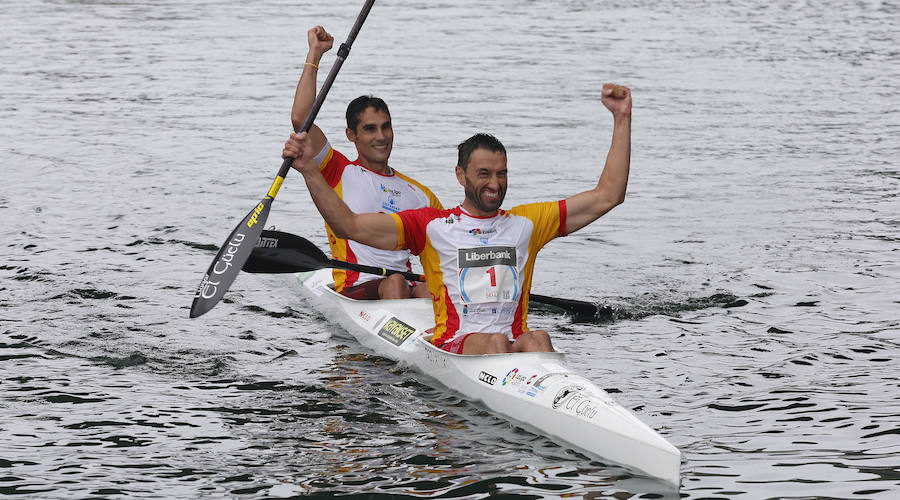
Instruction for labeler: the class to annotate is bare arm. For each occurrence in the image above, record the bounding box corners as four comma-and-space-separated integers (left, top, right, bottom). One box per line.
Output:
290, 26, 332, 155
563, 83, 632, 235
283, 132, 400, 250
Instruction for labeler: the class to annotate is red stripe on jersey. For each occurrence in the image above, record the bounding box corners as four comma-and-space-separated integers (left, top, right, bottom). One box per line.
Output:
396, 206, 461, 255
321, 149, 350, 188
511, 294, 526, 338
558, 199, 568, 237
434, 285, 460, 346
342, 241, 361, 288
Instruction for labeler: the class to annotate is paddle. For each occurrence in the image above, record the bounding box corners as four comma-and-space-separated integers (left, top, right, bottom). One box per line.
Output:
244, 230, 604, 318
189, 0, 377, 318
246, 230, 426, 281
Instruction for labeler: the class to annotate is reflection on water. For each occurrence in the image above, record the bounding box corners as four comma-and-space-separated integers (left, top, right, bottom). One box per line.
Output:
2, 0, 898, 497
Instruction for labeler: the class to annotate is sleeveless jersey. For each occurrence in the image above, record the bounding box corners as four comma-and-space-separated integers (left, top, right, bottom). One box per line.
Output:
390, 202, 567, 346
314, 143, 443, 291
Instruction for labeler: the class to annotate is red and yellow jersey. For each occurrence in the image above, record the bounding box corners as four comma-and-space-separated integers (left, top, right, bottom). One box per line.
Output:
314, 143, 443, 291
391, 202, 567, 346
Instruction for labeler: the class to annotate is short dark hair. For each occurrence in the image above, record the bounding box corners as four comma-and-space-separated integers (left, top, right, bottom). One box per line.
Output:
346, 95, 390, 132
457, 133, 507, 170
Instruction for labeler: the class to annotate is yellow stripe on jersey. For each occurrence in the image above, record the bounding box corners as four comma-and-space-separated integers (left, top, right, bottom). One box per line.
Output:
328, 178, 349, 291
390, 213, 406, 251
508, 201, 561, 252
507, 201, 563, 334
419, 242, 449, 344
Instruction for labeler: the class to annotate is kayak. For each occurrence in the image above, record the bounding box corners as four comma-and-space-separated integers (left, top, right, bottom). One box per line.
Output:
291, 269, 681, 486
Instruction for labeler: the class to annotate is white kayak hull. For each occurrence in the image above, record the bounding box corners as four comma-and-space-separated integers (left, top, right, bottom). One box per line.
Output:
292, 269, 681, 486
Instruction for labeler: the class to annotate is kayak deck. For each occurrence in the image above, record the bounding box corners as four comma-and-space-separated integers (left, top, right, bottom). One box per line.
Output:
291, 269, 681, 487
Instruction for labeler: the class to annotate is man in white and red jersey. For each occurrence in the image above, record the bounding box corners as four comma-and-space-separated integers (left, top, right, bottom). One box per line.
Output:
290, 26, 443, 300
283, 83, 632, 355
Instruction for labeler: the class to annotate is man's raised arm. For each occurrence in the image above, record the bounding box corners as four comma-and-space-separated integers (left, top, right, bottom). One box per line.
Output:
283, 132, 400, 251
562, 83, 632, 235
290, 26, 332, 154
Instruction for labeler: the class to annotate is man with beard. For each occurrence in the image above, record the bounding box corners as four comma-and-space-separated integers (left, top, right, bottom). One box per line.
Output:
283, 83, 632, 354
291, 26, 442, 300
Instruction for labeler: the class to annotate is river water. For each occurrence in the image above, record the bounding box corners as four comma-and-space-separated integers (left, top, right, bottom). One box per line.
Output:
2, 0, 898, 498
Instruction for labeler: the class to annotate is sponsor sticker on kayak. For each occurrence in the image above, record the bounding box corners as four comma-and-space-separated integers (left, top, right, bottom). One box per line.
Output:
478, 371, 497, 385
552, 385, 614, 420
377, 317, 416, 346
501, 368, 518, 386
302, 273, 330, 296
552, 385, 585, 409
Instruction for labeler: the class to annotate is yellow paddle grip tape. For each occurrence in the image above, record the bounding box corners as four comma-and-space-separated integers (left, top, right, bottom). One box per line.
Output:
267, 176, 285, 199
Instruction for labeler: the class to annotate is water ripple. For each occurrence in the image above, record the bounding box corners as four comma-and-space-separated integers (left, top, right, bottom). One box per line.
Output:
2, 0, 899, 497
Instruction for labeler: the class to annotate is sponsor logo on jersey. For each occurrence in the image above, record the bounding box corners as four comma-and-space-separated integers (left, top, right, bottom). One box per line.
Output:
379, 184, 403, 196
382, 197, 400, 213
458, 246, 516, 267
469, 228, 495, 245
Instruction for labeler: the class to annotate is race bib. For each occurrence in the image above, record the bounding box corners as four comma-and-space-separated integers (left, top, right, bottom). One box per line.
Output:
458, 246, 519, 304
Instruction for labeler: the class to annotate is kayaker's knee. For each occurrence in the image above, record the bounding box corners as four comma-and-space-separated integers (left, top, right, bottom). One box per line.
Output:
461, 333, 513, 355
514, 330, 554, 353
378, 274, 412, 299
533, 330, 554, 351
487, 334, 514, 354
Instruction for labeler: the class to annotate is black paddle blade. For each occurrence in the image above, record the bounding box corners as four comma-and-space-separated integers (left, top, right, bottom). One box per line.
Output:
242, 230, 330, 274
189, 198, 273, 318
258, 230, 329, 261
529, 293, 608, 321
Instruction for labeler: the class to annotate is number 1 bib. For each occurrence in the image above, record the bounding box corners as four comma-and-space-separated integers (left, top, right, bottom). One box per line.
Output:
457, 246, 519, 304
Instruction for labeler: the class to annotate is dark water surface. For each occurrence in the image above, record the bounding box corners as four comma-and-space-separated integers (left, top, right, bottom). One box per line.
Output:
2, 0, 898, 498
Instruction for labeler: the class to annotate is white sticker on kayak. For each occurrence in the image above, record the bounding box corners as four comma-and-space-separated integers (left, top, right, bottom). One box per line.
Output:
302, 274, 329, 296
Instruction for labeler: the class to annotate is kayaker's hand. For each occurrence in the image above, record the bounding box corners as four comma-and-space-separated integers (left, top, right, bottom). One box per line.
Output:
283, 132, 317, 174
601, 83, 632, 117
307, 26, 334, 58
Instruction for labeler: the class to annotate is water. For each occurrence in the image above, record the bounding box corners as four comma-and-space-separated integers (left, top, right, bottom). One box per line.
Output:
2, 0, 898, 497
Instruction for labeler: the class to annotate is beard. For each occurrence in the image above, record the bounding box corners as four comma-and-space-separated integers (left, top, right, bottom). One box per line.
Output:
464, 176, 505, 213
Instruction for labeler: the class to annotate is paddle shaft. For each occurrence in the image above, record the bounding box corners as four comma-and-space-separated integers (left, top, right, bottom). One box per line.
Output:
189, 0, 377, 318
276, 0, 377, 182
326, 258, 424, 283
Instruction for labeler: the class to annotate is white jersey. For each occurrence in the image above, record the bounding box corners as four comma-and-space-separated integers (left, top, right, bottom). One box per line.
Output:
314, 142, 442, 291
391, 202, 567, 346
